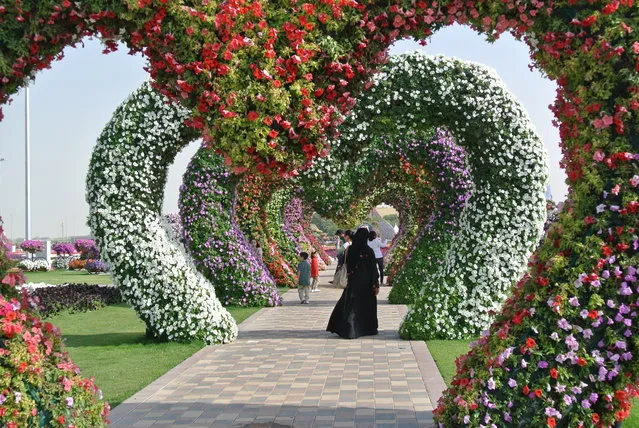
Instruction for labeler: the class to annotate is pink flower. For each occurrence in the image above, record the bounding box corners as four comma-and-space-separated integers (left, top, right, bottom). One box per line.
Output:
593, 115, 614, 129
593, 149, 605, 162
611, 184, 621, 195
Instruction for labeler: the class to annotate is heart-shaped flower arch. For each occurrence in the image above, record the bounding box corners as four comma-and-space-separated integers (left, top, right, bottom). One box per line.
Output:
1, 0, 638, 425
305, 52, 548, 339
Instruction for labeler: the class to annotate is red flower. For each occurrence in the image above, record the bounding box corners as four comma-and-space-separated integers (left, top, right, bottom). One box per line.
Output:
247, 111, 259, 121
534, 389, 542, 397
522, 385, 530, 395
550, 368, 558, 379
526, 337, 536, 348
584, 216, 596, 225
592, 413, 600, 423
602, 1, 620, 14
577, 357, 587, 367
547, 417, 556, 427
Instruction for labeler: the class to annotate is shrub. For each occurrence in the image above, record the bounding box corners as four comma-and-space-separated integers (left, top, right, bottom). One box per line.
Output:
52, 256, 72, 270
32, 259, 49, 272
86, 260, 108, 274
21, 283, 122, 316
17, 259, 34, 271
0, 294, 109, 426
68, 259, 87, 271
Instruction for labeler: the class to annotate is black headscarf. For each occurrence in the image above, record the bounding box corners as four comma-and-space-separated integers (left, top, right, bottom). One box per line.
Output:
346, 227, 372, 272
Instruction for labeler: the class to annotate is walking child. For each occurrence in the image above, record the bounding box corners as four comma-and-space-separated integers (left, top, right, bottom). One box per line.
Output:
297, 252, 311, 304
310, 251, 320, 292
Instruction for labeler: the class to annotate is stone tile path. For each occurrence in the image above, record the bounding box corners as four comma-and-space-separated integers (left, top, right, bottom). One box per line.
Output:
110, 268, 446, 427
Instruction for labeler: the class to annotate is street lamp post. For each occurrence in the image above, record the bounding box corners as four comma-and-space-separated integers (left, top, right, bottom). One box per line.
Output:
25, 84, 31, 240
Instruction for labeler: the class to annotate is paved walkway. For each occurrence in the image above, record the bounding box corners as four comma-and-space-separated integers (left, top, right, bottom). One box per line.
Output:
110, 267, 446, 427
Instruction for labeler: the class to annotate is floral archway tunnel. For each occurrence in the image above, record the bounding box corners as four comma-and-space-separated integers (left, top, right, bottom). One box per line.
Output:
303, 52, 548, 339
301, 129, 472, 304
2, 0, 638, 425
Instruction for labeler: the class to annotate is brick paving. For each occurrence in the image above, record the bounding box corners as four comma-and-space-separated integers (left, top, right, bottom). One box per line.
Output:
110, 268, 446, 427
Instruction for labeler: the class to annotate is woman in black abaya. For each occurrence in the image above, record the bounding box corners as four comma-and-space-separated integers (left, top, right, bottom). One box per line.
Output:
327, 227, 380, 339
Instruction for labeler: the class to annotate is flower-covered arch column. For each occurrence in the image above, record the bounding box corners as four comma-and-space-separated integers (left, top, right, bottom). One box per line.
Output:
235, 175, 298, 288
179, 147, 281, 307
87, 83, 237, 343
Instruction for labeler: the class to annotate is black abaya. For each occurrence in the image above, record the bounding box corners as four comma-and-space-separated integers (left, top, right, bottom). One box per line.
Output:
327, 247, 379, 338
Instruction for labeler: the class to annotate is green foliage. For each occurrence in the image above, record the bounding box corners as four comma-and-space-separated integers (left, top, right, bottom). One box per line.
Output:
382, 213, 399, 226
311, 213, 340, 237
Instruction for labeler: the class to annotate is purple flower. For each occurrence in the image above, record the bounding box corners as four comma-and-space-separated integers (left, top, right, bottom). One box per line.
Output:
565, 334, 579, 351
558, 318, 572, 331
507, 378, 517, 388
487, 377, 496, 390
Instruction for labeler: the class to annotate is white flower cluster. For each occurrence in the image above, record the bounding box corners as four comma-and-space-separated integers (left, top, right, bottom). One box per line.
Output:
86, 82, 237, 344
17, 282, 117, 291
17, 259, 50, 272
329, 52, 548, 339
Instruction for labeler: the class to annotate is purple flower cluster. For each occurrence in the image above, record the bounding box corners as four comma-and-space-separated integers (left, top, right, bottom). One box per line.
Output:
20, 240, 44, 253
52, 243, 75, 255
74, 239, 100, 260
86, 260, 109, 273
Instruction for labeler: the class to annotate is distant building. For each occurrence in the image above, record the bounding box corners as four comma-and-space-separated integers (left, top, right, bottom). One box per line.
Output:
545, 185, 553, 201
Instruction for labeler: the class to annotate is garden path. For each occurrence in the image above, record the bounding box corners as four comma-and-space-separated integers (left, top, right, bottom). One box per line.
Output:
110, 267, 446, 427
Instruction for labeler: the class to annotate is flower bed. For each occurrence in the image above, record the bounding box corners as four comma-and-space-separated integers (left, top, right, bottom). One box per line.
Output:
20, 283, 121, 316
86, 260, 109, 274
17, 259, 50, 272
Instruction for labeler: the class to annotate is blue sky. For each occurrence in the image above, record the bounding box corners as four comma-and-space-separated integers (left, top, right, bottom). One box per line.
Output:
0, 25, 564, 240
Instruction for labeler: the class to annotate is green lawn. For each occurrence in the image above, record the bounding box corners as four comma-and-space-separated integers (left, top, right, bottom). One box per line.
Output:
426, 339, 473, 385
25, 269, 113, 285
426, 339, 639, 427
47, 303, 260, 408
